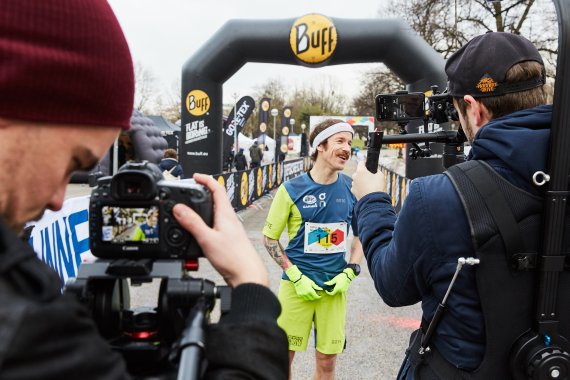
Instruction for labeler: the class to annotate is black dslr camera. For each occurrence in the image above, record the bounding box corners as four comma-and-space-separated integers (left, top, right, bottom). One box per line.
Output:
89, 161, 213, 260
66, 162, 225, 378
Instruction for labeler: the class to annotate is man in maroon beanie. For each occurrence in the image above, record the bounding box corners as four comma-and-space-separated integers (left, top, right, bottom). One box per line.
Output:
0, 0, 287, 379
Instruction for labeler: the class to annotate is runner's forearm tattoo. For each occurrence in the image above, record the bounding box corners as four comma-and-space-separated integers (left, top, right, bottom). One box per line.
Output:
263, 236, 290, 269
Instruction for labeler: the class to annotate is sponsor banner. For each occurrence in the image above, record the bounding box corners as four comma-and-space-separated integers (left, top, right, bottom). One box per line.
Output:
27, 195, 93, 284
283, 159, 305, 182
247, 167, 255, 201
257, 98, 271, 150
184, 118, 211, 146
216, 172, 237, 209
276, 160, 283, 186
248, 167, 263, 201
280, 106, 292, 131
223, 95, 255, 159
238, 171, 250, 208
267, 163, 274, 190
379, 165, 411, 213
180, 84, 222, 175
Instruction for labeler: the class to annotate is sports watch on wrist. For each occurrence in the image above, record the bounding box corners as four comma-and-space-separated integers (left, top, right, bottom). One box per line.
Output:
345, 263, 361, 276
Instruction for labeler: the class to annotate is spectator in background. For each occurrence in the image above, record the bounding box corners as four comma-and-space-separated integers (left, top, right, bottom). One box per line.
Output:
223, 143, 235, 172
158, 148, 184, 179
235, 148, 248, 171
249, 140, 263, 168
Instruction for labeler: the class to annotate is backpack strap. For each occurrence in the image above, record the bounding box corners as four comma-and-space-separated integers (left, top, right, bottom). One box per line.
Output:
446, 160, 525, 268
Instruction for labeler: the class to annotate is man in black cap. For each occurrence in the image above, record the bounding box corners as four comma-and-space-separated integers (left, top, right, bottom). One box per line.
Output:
351, 32, 566, 379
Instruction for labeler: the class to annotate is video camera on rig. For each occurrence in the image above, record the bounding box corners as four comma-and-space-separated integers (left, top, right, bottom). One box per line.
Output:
65, 161, 227, 378
375, 86, 459, 125
368, 86, 466, 169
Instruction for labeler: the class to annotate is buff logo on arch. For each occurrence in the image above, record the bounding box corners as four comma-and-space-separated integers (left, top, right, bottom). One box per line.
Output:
186, 89, 210, 116
290, 14, 337, 65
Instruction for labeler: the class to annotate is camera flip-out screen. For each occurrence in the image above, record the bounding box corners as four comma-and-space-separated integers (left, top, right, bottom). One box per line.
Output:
101, 206, 159, 245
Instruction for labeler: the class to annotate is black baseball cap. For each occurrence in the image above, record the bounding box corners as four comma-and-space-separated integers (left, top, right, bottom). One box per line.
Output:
446, 32, 545, 98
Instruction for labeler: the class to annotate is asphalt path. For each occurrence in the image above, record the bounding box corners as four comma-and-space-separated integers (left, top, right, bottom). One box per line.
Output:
70, 153, 421, 379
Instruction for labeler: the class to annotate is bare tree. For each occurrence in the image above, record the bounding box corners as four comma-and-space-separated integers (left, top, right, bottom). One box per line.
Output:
242, 79, 288, 138
242, 77, 349, 138
155, 78, 181, 123
352, 66, 404, 116
355, 0, 558, 112
381, 0, 557, 62
289, 75, 349, 126
134, 62, 159, 114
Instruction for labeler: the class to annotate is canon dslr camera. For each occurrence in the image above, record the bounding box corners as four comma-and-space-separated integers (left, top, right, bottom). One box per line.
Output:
89, 161, 212, 260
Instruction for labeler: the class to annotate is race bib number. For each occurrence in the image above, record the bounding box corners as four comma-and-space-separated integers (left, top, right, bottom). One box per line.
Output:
304, 222, 347, 254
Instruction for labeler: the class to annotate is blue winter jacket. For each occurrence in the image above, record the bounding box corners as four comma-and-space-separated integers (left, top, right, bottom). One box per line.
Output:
354, 105, 552, 371
158, 158, 185, 179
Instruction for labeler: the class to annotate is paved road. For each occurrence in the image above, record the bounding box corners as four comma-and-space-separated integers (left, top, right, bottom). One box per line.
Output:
71, 153, 421, 379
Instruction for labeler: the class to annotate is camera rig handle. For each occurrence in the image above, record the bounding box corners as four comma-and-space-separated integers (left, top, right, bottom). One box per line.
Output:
175, 297, 209, 380
419, 257, 480, 355
365, 131, 384, 173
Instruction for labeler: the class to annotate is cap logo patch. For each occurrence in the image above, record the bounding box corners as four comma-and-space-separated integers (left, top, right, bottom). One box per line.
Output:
476, 75, 498, 93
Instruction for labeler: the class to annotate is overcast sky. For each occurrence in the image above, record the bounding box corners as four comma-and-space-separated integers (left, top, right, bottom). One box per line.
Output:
107, 0, 390, 105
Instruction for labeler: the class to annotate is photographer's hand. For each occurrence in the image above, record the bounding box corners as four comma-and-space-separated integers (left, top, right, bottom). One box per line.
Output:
351, 161, 386, 200
173, 173, 268, 288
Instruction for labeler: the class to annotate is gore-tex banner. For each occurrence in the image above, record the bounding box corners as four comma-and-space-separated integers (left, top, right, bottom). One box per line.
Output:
223, 95, 255, 154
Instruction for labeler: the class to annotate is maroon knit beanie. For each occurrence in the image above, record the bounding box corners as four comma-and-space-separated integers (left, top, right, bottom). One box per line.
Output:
0, 0, 134, 130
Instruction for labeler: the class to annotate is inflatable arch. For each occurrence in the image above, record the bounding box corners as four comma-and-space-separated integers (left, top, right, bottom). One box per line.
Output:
181, 14, 447, 177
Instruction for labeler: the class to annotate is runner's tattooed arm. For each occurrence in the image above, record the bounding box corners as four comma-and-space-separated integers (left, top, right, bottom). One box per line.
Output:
349, 236, 364, 265
263, 236, 293, 270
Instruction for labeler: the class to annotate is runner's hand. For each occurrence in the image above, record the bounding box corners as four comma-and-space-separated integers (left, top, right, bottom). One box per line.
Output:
324, 268, 355, 296
286, 265, 322, 301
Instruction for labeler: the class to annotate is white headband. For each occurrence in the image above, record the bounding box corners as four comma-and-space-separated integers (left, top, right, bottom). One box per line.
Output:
311, 122, 354, 149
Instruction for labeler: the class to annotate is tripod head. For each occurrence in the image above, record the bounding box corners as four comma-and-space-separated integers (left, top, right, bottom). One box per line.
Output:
66, 259, 230, 378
